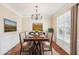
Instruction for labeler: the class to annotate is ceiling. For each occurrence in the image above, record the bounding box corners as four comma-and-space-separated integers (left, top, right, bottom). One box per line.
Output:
4, 3, 68, 18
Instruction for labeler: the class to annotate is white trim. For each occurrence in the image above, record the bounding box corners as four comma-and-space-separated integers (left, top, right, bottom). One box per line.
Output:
1, 4, 23, 17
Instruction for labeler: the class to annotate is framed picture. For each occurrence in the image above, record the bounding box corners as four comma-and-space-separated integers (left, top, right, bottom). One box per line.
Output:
4, 18, 17, 32
33, 23, 43, 31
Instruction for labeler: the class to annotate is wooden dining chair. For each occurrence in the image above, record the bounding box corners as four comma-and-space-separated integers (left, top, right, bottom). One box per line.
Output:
29, 32, 35, 35
38, 31, 45, 35
25, 31, 28, 38
19, 32, 32, 55
42, 32, 53, 55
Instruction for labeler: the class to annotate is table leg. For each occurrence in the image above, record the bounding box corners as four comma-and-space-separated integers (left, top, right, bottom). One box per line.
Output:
31, 41, 42, 55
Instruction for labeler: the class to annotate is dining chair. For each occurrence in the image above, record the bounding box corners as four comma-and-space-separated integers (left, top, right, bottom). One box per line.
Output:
38, 31, 45, 35
29, 32, 35, 35
19, 32, 32, 55
25, 31, 28, 38
42, 32, 53, 55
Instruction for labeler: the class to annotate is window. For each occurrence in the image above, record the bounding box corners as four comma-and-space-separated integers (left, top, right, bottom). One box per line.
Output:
56, 10, 71, 54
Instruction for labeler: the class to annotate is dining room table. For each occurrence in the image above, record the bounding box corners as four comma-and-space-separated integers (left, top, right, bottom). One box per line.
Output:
24, 35, 49, 55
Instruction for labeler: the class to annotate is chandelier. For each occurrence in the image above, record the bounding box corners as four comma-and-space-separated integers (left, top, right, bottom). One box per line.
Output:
31, 5, 42, 20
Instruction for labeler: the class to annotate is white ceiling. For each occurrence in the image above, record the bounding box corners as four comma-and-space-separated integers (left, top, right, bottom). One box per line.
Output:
5, 3, 67, 18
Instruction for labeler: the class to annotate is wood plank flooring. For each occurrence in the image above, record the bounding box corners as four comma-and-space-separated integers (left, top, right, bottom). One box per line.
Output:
5, 41, 69, 55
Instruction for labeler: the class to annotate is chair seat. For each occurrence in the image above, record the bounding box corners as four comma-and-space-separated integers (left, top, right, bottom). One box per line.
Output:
42, 42, 50, 47
42, 42, 53, 52
23, 42, 33, 48
39, 35, 45, 37
23, 42, 28, 46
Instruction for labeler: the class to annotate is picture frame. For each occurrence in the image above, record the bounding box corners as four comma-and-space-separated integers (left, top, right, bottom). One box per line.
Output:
4, 18, 17, 32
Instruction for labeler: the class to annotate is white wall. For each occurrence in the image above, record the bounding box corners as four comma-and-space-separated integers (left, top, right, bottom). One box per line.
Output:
0, 32, 19, 54
22, 17, 52, 32
0, 4, 22, 54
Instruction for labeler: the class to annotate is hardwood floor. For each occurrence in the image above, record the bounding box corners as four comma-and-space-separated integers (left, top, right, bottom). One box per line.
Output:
52, 41, 69, 55
5, 41, 69, 55
5, 44, 20, 55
